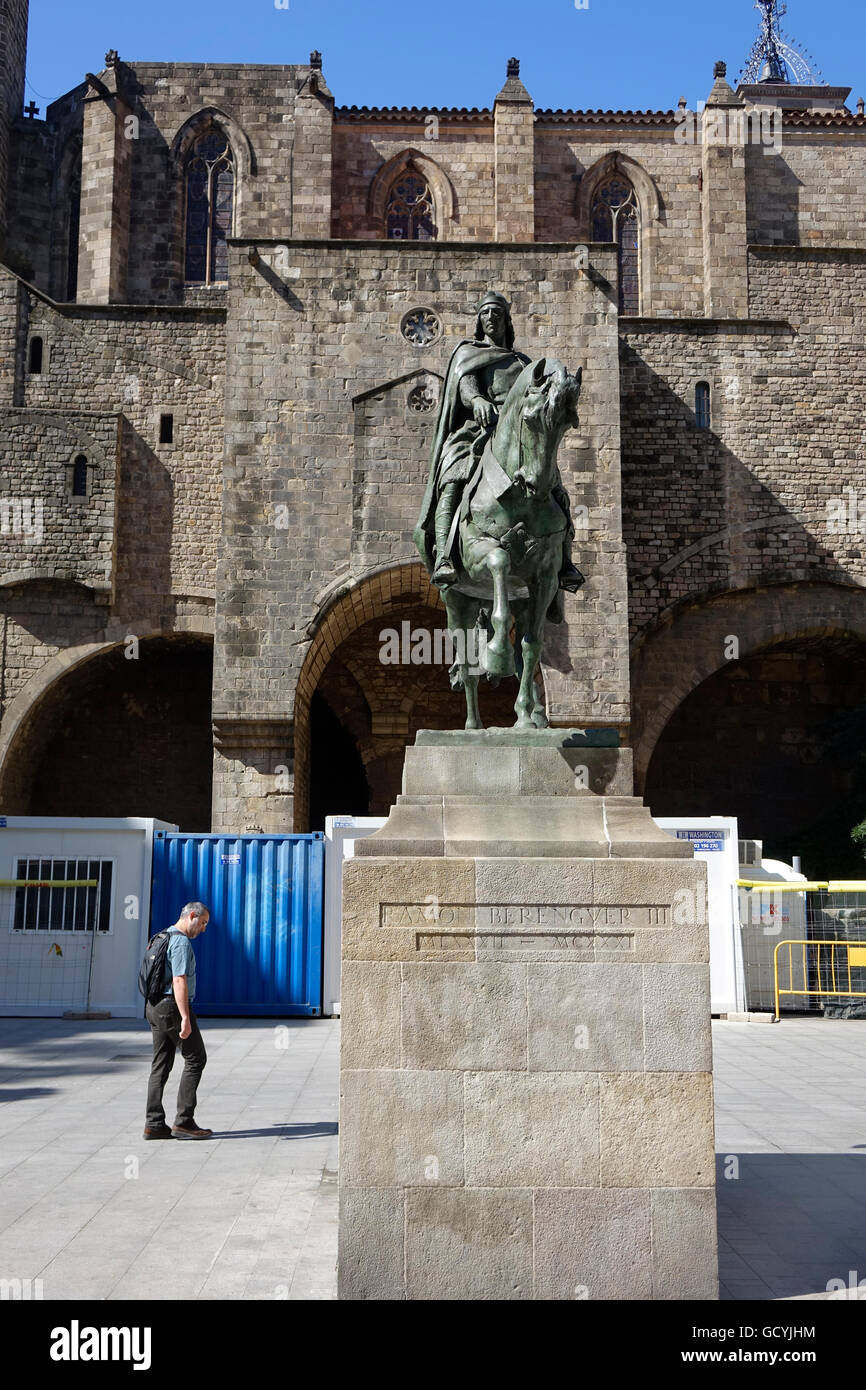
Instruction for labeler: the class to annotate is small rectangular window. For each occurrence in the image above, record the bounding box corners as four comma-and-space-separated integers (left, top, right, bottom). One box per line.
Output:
28, 337, 43, 374
159, 413, 174, 445
695, 381, 711, 431
12, 857, 114, 932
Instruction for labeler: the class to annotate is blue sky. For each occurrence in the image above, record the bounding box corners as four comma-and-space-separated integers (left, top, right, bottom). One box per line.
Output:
23, 0, 864, 116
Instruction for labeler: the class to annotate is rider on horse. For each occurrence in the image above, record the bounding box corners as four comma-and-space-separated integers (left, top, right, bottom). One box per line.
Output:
414, 290, 585, 622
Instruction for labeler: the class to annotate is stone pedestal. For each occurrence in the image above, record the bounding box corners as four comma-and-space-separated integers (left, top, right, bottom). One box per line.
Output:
338, 732, 718, 1300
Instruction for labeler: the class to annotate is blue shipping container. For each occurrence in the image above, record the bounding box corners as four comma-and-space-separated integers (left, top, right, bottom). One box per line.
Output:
150, 832, 324, 1016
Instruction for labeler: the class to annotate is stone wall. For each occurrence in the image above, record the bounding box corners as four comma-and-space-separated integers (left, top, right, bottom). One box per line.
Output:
19, 291, 225, 616
0, 0, 28, 250
0, 407, 119, 595
331, 113, 495, 241
214, 237, 628, 826
121, 63, 310, 302
534, 119, 705, 317
214, 238, 629, 819
0, 265, 222, 822
746, 124, 866, 246
620, 245, 866, 646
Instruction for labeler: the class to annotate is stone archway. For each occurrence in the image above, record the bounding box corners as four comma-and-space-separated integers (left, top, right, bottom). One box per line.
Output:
632, 582, 866, 875
294, 564, 518, 829
0, 632, 214, 829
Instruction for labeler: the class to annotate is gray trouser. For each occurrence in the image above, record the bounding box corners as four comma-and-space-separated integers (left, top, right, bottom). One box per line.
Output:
145, 994, 207, 1127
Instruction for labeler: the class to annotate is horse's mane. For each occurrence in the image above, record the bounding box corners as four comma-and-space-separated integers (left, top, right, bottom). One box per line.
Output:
493, 357, 564, 470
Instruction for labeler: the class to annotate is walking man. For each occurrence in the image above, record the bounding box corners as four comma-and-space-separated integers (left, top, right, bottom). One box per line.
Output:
143, 901, 213, 1140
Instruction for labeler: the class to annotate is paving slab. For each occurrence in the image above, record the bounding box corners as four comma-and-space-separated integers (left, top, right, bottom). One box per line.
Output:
713, 1017, 866, 1301
1, 1013, 865, 1300
0, 1017, 339, 1300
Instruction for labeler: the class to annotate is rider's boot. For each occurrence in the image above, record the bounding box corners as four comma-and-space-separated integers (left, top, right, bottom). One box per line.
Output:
432, 484, 460, 587
559, 554, 586, 593
546, 542, 586, 623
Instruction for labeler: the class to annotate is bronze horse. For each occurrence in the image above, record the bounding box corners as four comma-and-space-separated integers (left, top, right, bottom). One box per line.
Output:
425, 356, 583, 730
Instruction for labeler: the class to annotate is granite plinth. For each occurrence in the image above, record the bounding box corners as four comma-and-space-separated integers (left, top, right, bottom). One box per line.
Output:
338, 738, 718, 1301
415, 727, 620, 748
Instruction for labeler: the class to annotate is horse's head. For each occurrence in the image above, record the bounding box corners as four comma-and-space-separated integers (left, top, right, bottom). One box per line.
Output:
504, 357, 583, 500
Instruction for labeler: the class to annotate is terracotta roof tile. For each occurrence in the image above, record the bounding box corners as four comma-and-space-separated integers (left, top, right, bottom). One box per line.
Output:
335, 105, 491, 121
334, 103, 866, 129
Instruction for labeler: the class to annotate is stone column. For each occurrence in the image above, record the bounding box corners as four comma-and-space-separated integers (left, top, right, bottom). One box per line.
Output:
701, 61, 748, 319
291, 52, 333, 239
338, 733, 718, 1300
76, 59, 132, 304
493, 58, 535, 243
211, 719, 294, 833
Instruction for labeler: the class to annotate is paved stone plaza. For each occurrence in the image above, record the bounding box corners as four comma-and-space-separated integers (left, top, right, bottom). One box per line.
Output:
0, 1015, 864, 1300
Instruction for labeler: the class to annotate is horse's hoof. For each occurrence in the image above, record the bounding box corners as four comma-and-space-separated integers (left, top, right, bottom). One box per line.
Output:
482, 642, 515, 678
465, 720, 484, 731
531, 708, 549, 729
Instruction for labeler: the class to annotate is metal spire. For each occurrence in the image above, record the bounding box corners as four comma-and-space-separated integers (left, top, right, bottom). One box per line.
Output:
739, 0, 824, 86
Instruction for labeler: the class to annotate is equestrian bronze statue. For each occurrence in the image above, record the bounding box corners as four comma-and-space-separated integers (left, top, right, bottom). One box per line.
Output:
414, 291, 585, 730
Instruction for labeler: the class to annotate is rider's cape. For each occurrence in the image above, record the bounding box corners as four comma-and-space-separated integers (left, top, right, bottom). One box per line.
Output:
414, 338, 529, 574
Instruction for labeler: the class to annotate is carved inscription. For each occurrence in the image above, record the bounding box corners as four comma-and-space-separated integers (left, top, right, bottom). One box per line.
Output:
380, 903, 670, 930
416, 930, 635, 953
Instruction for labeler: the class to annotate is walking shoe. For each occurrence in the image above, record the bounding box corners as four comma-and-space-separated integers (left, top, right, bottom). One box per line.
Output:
171, 1120, 213, 1139
143, 1124, 174, 1140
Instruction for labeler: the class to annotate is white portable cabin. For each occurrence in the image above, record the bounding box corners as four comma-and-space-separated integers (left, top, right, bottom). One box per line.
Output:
323, 815, 387, 1016
651, 816, 743, 1015
0, 817, 176, 1017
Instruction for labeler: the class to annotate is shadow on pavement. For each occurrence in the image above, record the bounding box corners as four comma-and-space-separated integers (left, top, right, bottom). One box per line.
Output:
213, 1122, 339, 1140
716, 1151, 866, 1300
0, 1086, 57, 1101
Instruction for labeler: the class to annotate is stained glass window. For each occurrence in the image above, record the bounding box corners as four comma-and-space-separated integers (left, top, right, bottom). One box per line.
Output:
184, 130, 234, 284
591, 176, 640, 315
386, 172, 436, 241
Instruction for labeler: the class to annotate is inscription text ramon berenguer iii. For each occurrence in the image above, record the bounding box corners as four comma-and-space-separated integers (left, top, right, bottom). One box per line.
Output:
381, 904, 672, 929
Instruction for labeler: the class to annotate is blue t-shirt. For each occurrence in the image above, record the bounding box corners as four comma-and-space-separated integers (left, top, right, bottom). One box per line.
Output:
162, 928, 196, 1002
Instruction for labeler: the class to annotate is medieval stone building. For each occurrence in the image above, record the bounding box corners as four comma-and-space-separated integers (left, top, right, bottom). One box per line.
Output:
1, 0, 865, 872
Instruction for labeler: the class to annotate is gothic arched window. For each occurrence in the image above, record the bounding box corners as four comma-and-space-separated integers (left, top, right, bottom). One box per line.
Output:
184, 129, 235, 284
385, 170, 436, 241
591, 176, 640, 314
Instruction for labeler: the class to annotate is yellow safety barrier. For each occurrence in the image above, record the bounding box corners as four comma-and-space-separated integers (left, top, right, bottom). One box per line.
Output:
0, 880, 98, 888
738, 880, 866, 891
773, 939, 866, 1020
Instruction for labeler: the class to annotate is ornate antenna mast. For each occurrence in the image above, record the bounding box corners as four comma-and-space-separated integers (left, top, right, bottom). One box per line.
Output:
738, 0, 824, 85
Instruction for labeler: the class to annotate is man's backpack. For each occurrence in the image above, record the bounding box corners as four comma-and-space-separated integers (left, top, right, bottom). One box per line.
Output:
138, 930, 172, 1005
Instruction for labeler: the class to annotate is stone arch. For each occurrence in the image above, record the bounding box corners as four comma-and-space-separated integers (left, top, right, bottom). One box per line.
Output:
0, 624, 214, 827
576, 151, 661, 314
169, 106, 255, 188
368, 149, 456, 238
631, 580, 866, 791
293, 561, 518, 828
